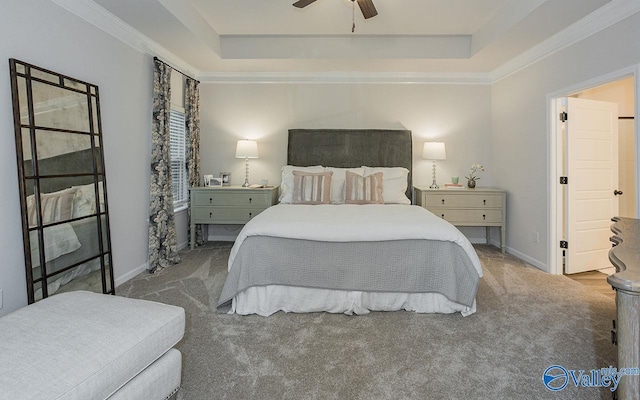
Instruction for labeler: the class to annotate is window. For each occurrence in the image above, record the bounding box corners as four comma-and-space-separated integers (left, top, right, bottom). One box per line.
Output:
169, 109, 187, 208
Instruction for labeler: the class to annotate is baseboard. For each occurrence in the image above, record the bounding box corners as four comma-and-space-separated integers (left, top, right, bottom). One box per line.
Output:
115, 262, 148, 287
468, 237, 488, 244
177, 240, 189, 251
504, 246, 547, 272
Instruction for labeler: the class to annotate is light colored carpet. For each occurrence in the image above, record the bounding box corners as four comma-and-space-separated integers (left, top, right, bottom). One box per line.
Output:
117, 243, 616, 399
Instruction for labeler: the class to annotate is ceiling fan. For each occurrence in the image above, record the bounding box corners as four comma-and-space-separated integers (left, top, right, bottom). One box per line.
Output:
293, 0, 379, 21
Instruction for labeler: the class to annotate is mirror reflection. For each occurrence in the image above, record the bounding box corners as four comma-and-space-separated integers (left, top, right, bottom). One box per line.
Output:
10, 59, 114, 303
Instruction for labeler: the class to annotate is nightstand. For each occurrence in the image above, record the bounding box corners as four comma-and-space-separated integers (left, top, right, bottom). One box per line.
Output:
189, 186, 279, 249
414, 187, 507, 253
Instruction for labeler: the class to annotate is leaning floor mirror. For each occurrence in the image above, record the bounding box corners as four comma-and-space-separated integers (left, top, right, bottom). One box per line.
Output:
9, 59, 115, 303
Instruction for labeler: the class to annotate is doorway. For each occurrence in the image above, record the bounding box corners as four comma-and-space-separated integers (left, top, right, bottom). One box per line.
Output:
549, 70, 638, 276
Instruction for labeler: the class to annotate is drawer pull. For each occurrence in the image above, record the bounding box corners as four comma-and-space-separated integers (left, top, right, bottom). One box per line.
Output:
483, 214, 486, 220
483, 199, 486, 205
249, 212, 253, 219
249, 198, 252, 204
441, 214, 445, 219
209, 198, 213, 204
209, 212, 212, 218
441, 199, 445, 205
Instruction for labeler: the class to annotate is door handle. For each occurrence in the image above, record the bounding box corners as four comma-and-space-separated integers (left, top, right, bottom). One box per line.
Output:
614, 190, 623, 196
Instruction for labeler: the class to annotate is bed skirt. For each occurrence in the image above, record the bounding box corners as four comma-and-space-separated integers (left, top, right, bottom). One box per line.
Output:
231, 285, 477, 316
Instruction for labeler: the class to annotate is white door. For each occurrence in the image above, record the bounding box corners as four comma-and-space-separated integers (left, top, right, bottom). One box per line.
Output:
565, 97, 619, 274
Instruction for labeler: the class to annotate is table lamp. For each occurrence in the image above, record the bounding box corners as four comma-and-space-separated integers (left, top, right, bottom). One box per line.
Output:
422, 142, 446, 189
236, 140, 259, 187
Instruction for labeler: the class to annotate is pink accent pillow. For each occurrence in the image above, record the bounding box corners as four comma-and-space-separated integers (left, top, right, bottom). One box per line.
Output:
345, 171, 384, 204
27, 188, 76, 227
292, 171, 333, 204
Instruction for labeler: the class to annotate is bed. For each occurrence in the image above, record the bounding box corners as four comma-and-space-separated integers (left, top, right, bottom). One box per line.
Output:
217, 129, 483, 316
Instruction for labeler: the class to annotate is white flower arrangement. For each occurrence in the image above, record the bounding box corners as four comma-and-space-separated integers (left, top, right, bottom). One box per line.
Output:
465, 163, 485, 182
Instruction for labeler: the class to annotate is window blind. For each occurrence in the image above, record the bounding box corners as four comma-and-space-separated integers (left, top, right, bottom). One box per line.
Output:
169, 110, 187, 207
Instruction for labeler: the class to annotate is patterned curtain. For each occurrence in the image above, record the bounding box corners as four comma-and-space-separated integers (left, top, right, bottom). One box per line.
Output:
185, 78, 203, 246
148, 59, 180, 273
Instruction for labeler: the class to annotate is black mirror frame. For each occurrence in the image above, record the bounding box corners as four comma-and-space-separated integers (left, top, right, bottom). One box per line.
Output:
9, 58, 115, 303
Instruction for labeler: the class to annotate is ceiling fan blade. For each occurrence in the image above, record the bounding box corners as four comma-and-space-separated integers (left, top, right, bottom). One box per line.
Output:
293, 0, 318, 8
357, 0, 378, 19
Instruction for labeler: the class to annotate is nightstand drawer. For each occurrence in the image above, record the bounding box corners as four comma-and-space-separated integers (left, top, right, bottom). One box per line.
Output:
430, 208, 502, 224
424, 194, 502, 208
193, 207, 267, 223
192, 191, 271, 207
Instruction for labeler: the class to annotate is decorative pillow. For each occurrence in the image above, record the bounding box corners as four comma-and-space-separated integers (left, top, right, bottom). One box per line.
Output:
345, 171, 384, 204
324, 167, 365, 204
27, 187, 76, 227
71, 183, 101, 218
292, 171, 333, 204
363, 166, 410, 204
279, 165, 325, 204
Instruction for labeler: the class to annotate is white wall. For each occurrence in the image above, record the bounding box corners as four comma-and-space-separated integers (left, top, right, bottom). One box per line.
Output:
492, 12, 640, 271
200, 83, 493, 187
0, 0, 153, 316
198, 83, 494, 241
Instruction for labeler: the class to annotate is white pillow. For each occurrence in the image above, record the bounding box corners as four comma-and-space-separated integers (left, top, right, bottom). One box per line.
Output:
324, 167, 365, 204
279, 165, 325, 204
363, 166, 411, 204
71, 183, 105, 217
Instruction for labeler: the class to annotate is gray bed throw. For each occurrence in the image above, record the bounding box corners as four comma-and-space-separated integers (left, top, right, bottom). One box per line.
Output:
217, 236, 480, 311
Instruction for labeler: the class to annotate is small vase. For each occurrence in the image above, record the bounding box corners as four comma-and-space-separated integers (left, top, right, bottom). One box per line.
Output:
467, 179, 476, 189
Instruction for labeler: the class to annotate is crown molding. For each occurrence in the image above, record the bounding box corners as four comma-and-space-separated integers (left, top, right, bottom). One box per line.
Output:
51, 0, 640, 85
50, 0, 198, 76
491, 0, 640, 82
197, 71, 492, 85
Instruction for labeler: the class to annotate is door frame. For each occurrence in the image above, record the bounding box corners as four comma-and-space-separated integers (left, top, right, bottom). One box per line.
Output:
547, 65, 640, 275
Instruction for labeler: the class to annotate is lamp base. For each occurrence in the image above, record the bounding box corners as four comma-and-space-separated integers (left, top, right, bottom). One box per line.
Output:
242, 157, 250, 187
429, 160, 439, 189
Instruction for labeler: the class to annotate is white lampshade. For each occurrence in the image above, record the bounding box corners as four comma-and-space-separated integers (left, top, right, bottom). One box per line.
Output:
422, 142, 446, 160
235, 140, 259, 159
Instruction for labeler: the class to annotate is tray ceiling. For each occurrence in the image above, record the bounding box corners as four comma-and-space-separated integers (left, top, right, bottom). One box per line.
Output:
85, 0, 627, 77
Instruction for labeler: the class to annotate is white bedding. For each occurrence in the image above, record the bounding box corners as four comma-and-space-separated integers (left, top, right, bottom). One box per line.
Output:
29, 223, 81, 268
230, 204, 482, 276
226, 204, 483, 316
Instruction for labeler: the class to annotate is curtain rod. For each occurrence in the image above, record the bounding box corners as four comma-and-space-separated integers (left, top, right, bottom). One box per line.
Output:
619, 116, 635, 119
153, 57, 199, 83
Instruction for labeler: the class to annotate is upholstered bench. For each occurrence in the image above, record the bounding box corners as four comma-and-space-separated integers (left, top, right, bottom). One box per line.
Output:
0, 291, 185, 400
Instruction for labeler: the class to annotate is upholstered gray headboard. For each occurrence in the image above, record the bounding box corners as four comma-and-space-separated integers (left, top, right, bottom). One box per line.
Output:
23, 148, 98, 195
287, 129, 413, 199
